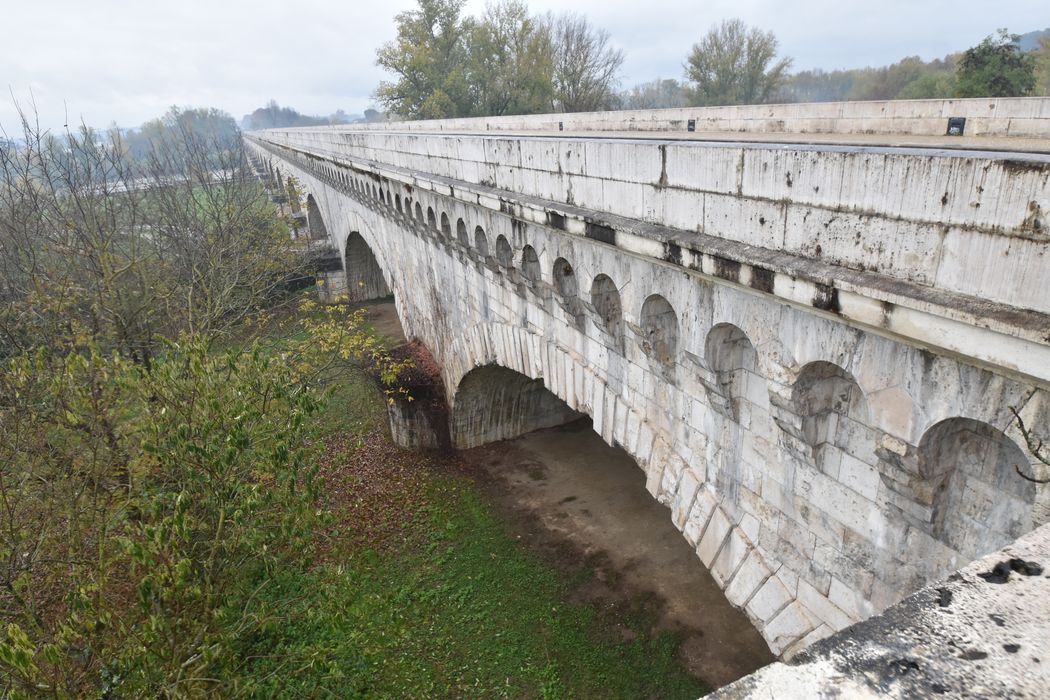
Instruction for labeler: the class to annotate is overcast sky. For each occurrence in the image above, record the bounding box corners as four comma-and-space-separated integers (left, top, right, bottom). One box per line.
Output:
2, 0, 1045, 131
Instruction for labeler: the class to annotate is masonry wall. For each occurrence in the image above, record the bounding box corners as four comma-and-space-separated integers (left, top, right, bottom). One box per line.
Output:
248, 132, 1050, 657
306, 97, 1050, 138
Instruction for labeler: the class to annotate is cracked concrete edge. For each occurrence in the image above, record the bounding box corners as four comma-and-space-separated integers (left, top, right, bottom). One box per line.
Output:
709, 521, 1050, 699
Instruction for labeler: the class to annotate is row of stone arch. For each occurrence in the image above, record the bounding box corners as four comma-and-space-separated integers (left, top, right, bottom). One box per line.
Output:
308, 161, 685, 370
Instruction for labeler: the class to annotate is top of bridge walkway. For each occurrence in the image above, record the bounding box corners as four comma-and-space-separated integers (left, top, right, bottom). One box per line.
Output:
299, 97, 1050, 158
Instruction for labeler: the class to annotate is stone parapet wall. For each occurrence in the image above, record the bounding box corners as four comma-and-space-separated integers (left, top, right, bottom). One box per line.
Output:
302, 97, 1050, 139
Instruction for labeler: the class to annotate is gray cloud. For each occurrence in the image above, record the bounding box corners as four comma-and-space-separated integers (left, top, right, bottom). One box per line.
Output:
2, 0, 1045, 130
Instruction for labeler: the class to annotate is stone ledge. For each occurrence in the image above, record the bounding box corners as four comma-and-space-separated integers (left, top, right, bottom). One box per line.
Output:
710, 521, 1050, 699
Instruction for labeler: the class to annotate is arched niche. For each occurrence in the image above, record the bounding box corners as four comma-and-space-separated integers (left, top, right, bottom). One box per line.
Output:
590, 274, 623, 345
705, 323, 763, 421
552, 257, 578, 298
791, 361, 873, 477
496, 235, 514, 268
474, 226, 489, 257
640, 294, 678, 367
521, 245, 541, 283
918, 418, 1037, 561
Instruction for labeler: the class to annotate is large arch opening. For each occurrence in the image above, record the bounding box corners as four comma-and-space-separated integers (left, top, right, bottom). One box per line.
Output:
306, 194, 328, 240
451, 365, 581, 449
343, 231, 392, 302
918, 418, 1037, 561
449, 361, 773, 681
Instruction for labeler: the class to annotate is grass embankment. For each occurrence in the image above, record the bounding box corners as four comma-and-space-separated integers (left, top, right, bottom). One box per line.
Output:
237, 308, 708, 699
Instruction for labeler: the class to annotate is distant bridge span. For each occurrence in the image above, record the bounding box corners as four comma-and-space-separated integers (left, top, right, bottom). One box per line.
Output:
246, 97, 1050, 657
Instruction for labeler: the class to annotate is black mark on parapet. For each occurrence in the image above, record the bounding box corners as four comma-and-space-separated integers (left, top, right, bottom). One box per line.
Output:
813, 283, 841, 314
547, 210, 567, 231
713, 256, 741, 283
750, 266, 775, 294
664, 241, 683, 266
585, 221, 616, 245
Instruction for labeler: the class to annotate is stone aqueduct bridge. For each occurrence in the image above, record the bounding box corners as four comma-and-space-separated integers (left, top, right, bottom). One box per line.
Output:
246, 98, 1050, 657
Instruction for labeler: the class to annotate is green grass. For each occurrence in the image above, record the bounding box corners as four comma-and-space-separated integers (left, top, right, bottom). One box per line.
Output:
232, 307, 707, 699
240, 477, 706, 699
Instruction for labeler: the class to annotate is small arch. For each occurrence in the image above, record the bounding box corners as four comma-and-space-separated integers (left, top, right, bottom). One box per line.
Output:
792, 361, 872, 476
590, 274, 623, 343
919, 418, 1036, 560
496, 235, 514, 268
379, 188, 386, 204
474, 226, 489, 257
521, 245, 541, 283
456, 218, 469, 246
640, 294, 677, 367
415, 202, 424, 224
427, 207, 438, 232
552, 257, 578, 298
440, 212, 452, 239
705, 324, 762, 421
395, 194, 402, 214
372, 184, 379, 201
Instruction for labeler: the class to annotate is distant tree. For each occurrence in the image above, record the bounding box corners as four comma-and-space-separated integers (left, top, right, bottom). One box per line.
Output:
896, 70, 957, 99
775, 68, 855, 103
542, 12, 624, 112
1034, 36, 1050, 95
621, 78, 688, 109
684, 19, 792, 106
242, 100, 332, 130
955, 29, 1035, 97
374, 0, 473, 119
847, 55, 958, 101
467, 0, 553, 116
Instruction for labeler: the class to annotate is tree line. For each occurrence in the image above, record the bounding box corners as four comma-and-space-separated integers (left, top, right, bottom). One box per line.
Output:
372, 1, 1050, 119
